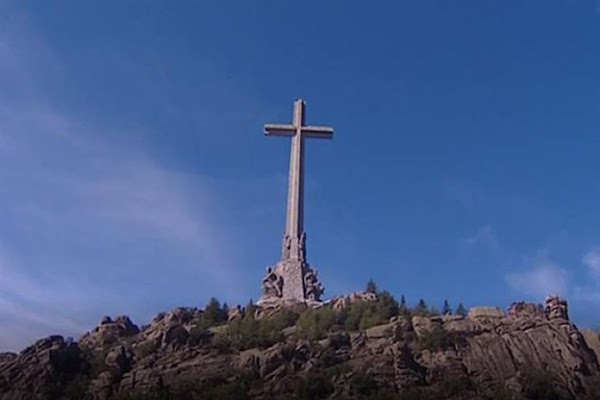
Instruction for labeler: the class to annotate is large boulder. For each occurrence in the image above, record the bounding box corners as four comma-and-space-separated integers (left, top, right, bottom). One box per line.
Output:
0, 353, 16, 365
331, 292, 377, 311
545, 295, 569, 321
79, 315, 140, 351
507, 301, 545, 319
0, 336, 86, 398
228, 305, 244, 321
468, 306, 505, 320
137, 307, 202, 349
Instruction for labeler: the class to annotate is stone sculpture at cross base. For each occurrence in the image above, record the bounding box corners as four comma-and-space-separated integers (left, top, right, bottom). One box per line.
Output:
258, 99, 332, 306
260, 264, 325, 307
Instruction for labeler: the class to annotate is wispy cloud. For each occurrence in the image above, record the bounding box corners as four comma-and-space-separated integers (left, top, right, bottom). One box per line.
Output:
0, 13, 245, 351
460, 225, 500, 251
582, 247, 600, 277
505, 246, 600, 309
505, 253, 569, 299
573, 247, 600, 304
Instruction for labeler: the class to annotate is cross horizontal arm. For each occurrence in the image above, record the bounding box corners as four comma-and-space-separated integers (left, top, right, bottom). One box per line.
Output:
302, 126, 334, 139
264, 124, 296, 137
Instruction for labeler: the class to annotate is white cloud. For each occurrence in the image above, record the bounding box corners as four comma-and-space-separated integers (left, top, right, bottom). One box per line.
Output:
461, 225, 500, 251
571, 247, 600, 305
505, 256, 569, 299
582, 248, 600, 277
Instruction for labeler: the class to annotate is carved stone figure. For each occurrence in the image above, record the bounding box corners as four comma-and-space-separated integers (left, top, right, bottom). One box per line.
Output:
303, 268, 323, 301
262, 268, 284, 298
299, 232, 306, 261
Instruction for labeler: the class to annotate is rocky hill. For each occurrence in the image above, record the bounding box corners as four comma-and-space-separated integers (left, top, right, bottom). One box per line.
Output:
1, 293, 600, 400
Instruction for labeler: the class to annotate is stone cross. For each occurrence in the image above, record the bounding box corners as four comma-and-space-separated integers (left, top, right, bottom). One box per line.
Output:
264, 99, 333, 263
261, 99, 333, 302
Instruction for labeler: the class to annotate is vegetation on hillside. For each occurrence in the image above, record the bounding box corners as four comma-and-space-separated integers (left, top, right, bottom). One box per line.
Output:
8, 279, 592, 400
207, 280, 461, 351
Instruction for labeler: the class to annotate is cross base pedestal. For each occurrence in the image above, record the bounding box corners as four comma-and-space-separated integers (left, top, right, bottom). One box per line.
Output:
259, 259, 324, 304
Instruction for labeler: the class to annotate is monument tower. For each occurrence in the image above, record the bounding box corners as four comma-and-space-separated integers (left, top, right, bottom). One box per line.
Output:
259, 99, 333, 304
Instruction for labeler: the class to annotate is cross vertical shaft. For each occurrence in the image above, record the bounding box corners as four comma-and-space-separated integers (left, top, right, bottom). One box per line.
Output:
286, 100, 305, 259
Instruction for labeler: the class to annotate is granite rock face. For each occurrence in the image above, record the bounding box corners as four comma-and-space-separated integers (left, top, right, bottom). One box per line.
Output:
0, 354, 16, 365
1, 296, 600, 399
79, 315, 140, 351
331, 291, 378, 311
0, 336, 86, 399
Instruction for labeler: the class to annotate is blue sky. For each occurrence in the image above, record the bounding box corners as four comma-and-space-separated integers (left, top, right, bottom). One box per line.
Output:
1, 0, 600, 351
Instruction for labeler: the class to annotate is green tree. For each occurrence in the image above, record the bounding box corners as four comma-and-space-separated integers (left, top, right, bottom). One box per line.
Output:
296, 307, 338, 340
341, 290, 400, 330
399, 295, 409, 316
366, 279, 378, 294
455, 303, 468, 317
201, 297, 228, 328
442, 300, 452, 315
225, 308, 299, 350
413, 299, 428, 316
377, 290, 399, 319
245, 299, 257, 316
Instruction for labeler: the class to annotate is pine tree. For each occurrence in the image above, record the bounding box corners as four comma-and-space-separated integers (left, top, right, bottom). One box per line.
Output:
366, 279, 378, 294
442, 300, 452, 315
414, 299, 428, 316
399, 294, 409, 316
455, 303, 468, 317
204, 297, 227, 325
245, 298, 257, 317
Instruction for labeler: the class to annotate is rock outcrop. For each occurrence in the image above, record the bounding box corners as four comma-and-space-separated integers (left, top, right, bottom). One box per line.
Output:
79, 315, 139, 351
1, 295, 600, 399
0, 336, 87, 399
331, 291, 377, 311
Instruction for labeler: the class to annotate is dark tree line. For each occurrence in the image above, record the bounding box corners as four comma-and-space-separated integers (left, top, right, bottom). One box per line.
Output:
365, 278, 468, 318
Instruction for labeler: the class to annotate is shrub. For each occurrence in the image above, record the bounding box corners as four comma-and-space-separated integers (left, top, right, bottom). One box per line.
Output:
296, 306, 338, 340
212, 333, 233, 354
293, 372, 334, 399
112, 389, 170, 400
222, 308, 300, 350
196, 297, 228, 330
418, 326, 466, 352
318, 346, 343, 368
164, 325, 188, 346
84, 349, 108, 375
340, 291, 399, 331
188, 326, 212, 346
163, 370, 259, 400
348, 371, 379, 396
522, 369, 569, 400
61, 375, 90, 399
438, 376, 475, 397
134, 340, 158, 358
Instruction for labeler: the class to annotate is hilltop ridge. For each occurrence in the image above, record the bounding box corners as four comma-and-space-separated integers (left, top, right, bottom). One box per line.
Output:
1, 291, 600, 399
